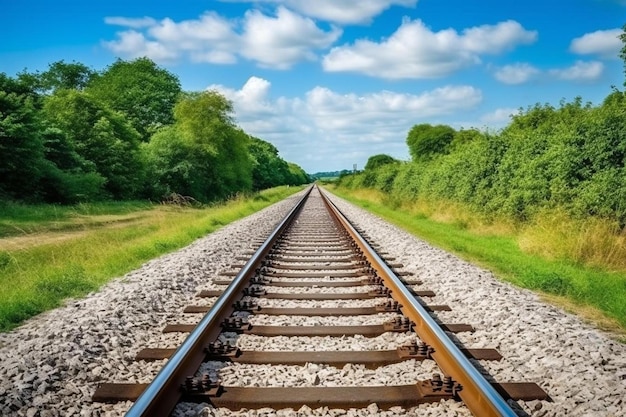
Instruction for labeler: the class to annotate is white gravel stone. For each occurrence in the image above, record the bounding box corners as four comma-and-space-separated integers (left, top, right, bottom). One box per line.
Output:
1, 187, 624, 417
323, 190, 626, 417
0, 192, 303, 417
229, 333, 419, 351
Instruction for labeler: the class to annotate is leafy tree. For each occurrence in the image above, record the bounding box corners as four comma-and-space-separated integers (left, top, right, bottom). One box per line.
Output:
88, 58, 181, 141
406, 124, 456, 162
41, 60, 95, 92
142, 126, 202, 199
0, 73, 46, 199
37, 126, 106, 203
249, 136, 289, 190
364, 154, 398, 171
42, 89, 143, 199
154, 91, 252, 201
286, 162, 309, 186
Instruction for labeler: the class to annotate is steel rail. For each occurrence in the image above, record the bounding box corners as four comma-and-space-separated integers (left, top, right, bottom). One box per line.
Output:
124, 185, 314, 417
318, 188, 518, 417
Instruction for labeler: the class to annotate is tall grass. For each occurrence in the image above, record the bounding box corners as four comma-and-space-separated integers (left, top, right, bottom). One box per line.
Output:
0, 200, 153, 237
518, 208, 626, 269
329, 186, 626, 334
0, 186, 303, 332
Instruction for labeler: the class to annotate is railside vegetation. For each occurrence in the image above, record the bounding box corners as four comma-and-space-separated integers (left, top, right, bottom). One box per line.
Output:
1, 58, 309, 206
0, 186, 303, 332
329, 187, 626, 335
334, 31, 626, 333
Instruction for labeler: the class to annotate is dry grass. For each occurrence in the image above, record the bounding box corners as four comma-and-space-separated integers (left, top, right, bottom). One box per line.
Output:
519, 208, 626, 270
0, 186, 303, 331
0, 212, 151, 251
330, 185, 626, 335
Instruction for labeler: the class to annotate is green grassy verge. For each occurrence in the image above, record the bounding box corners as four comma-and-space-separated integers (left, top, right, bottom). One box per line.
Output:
329, 186, 626, 335
0, 200, 157, 237
0, 186, 303, 332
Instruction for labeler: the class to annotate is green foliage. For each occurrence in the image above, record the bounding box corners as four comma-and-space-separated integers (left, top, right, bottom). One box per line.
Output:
341, 92, 626, 226
42, 89, 143, 199
170, 91, 252, 200
331, 187, 626, 330
249, 136, 290, 189
40, 60, 95, 92
0, 73, 46, 199
1, 58, 309, 205
406, 123, 456, 162
364, 154, 398, 171
286, 162, 310, 186
88, 58, 181, 142
142, 126, 197, 199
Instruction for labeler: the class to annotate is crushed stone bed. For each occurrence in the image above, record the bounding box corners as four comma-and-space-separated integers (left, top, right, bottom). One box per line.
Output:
0, 188, 623, 417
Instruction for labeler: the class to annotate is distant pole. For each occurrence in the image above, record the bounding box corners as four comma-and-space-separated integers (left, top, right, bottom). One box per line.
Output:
353, 164, 357, 173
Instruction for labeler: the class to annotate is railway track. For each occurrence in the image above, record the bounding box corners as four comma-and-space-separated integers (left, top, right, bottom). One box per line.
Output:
93, 185, 549, 416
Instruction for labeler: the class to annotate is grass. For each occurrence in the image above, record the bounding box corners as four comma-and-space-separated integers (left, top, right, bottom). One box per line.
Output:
0, 186, 303, 332
329, 186, 626, 338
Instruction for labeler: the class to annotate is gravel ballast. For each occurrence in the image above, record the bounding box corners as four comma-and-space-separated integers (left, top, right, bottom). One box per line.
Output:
0, 188, 624, 417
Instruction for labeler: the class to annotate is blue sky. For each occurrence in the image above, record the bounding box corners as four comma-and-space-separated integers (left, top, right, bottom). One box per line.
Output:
2, 0, 624, 173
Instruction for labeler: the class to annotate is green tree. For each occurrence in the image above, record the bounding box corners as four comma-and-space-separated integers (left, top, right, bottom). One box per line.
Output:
249, 136, 289, 190
286, 162, 310, 185
42, 89, 143, 199
142, 126, 201, 199
406, 124, 456, 162
88, 58, 181, 142
38, 126, 106, 203
364, 154, 398, 171
158, 91, 252, 201
0, 73, 46, 199
41, 60, 95, 92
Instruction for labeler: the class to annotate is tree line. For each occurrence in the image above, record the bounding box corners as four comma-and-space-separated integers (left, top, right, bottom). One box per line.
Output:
339, 91, 626, 227
339, 27, 626, 227
0, 58, 309, 204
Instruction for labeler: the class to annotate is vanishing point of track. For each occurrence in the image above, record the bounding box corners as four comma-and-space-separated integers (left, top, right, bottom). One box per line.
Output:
93, 185, 549, 416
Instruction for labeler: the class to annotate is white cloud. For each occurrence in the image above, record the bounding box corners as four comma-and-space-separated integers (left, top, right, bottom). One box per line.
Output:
209, 76, 482, 171
322, 19, 537, 79
104, 16, 158, 28
148, 13, 236, 48
103, 9, 339, 68
570, 28, 622, 59
480, 107, 520, 126
241, 7, 341, 69
208, 76, 275, 115
494, 63, 540, 84
549, 60, 604, 81
219, 0, 418, 24
102, 30, 179, 62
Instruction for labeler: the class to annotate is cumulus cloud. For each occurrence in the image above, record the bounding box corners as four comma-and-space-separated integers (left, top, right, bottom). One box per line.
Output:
104, 16, 158, 28
103, 30, 179, 62
241, 7, 341, 69
480, 107, 520, 125
103, 9, 339, 68
494, 63, 540, 84
570, 28, 622, 59
219, 0, 418, 24
549, 60, 604, 81
322, 19, 537, 79
208, 76, 275, 115
209, 76, 482, 171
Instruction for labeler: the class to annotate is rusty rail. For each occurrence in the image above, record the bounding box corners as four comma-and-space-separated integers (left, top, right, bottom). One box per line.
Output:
122, 186, 313, 417
318, 188, 518, 417
94, 185, 547, 415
